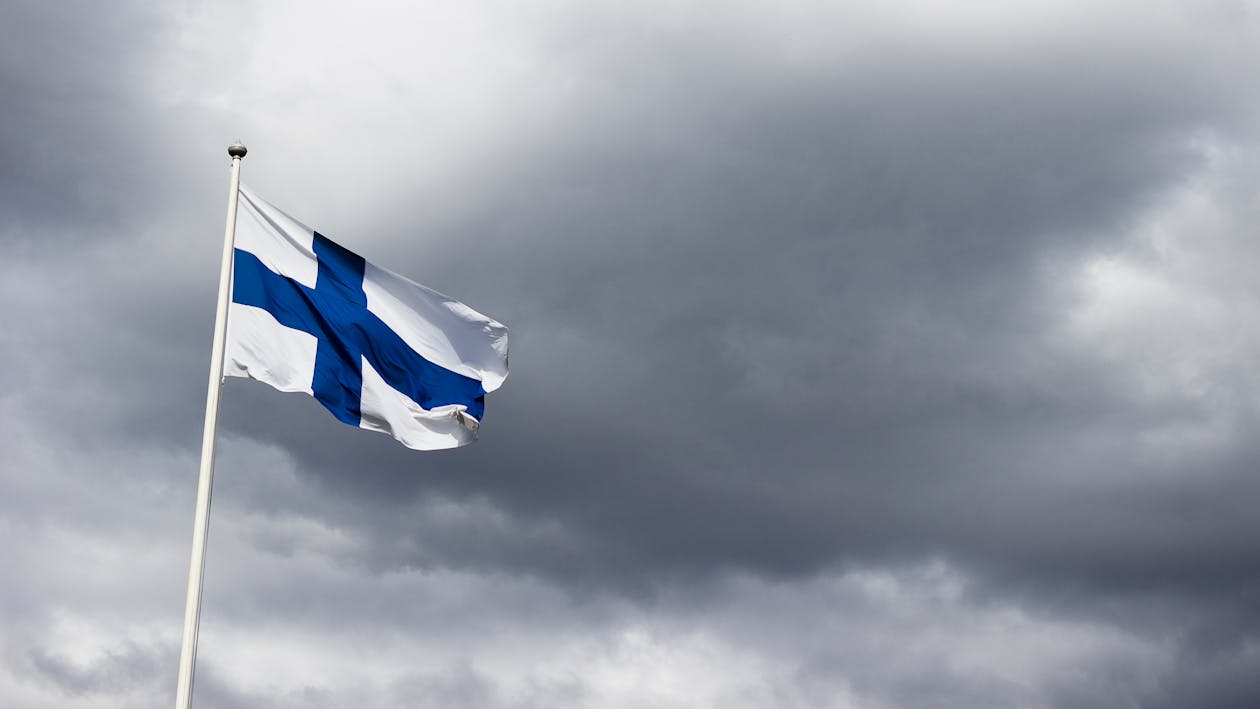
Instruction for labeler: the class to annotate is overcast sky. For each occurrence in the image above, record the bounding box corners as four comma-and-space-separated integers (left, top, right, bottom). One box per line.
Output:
3, 1, 1260, 707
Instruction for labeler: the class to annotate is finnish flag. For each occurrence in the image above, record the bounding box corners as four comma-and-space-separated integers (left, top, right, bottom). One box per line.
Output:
225, 186, 509, 450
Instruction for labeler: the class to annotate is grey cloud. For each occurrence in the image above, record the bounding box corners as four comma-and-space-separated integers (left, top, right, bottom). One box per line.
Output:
217, 11, 1253, 596
3, 1, 1260, 707
27, 643, 162, 697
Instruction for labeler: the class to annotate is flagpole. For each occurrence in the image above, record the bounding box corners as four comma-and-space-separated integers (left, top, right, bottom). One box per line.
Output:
175, 141, 247, 709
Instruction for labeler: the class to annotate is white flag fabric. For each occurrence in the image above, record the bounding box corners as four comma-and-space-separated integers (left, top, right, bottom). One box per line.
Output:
225, 185, 508, 450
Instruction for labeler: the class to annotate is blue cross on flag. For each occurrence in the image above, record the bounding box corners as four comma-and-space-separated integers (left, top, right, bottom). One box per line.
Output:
225, 186, 509, 450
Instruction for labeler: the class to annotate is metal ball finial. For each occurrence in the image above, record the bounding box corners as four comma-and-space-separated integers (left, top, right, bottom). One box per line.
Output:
227, 141, 247, 159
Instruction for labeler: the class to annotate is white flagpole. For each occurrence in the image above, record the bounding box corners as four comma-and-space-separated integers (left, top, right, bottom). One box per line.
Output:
175, 141, 247, 709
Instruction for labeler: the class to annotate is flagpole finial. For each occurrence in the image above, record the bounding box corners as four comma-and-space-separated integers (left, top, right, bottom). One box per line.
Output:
228, 141, 247, 159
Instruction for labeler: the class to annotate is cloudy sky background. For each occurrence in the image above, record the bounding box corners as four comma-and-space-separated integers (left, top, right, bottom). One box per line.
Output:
3, 1, 1260, 707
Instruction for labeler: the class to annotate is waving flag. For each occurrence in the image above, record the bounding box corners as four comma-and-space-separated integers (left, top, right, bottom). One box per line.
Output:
224, 185, 508, 450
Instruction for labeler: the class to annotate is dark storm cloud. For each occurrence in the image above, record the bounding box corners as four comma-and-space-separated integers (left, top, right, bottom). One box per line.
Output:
0, 1, 266, 451
4, 1, 1260, 707
207, 4, 1258, 597
200, 10, 1260, 701
0, 1, 201, 239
